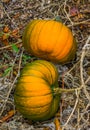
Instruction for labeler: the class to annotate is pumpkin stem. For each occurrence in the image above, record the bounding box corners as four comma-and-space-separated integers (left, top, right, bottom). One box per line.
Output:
53, 87, 81, 94
54, 16, 62, 23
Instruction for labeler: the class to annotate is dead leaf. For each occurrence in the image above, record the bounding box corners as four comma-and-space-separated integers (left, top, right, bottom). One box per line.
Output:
0, 110, 15, 123
2, 33, 9, 40
3, 26, 9, 33
11, 29, 20, 38
2, 39, 9, 46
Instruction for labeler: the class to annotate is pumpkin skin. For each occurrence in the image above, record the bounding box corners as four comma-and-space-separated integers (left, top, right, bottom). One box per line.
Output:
22, 19, 77, 63
14, 60, 60, 121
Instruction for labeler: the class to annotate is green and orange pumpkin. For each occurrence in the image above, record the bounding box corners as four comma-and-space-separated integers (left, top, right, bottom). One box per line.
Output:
14, 60, 60, 121
22, 19, 77, 63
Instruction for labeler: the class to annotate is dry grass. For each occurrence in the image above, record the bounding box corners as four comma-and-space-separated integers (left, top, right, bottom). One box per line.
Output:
0, 0, 90, 130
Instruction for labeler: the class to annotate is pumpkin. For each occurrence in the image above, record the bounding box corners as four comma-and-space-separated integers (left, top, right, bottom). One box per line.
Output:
22, 19, 77, 63
14, 60, 60, 121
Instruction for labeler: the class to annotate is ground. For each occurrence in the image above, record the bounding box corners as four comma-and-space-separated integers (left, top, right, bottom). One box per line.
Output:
0, 0, 90, 130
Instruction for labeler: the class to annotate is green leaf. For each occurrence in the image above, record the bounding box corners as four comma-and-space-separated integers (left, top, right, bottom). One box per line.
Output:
22, 54, 32, 64
3, 67, 12, 76
23, 54, 31, 60
11, 44, 19, 53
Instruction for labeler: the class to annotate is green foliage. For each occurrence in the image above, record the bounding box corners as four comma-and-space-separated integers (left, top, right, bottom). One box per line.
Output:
11, 44, 19, 53
3, 67, 12, 77
22, 54, 32, 65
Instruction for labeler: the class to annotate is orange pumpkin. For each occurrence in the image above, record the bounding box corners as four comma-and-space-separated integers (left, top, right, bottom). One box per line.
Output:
22, 19, 77, 63
14, 60, 60, 121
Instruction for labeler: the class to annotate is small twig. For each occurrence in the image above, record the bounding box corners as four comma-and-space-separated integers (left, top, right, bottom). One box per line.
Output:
65, 61, 80, 75
0, 48, 23, 117
80, 36, 90, 100
80, 50, 85, 85
77, 108, 80, 129
0, 39, 22, 50
1, 2, 11, 20
54, 78, 89, 95
62, 90, 79, 128
64, 0, 73, 26
68, 19, 90, 27
72, 37, 89, 90
85, 76, 90, 84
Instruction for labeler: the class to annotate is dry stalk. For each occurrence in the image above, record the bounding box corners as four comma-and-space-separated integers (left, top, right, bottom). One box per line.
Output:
64, 0, 73, 25
0, 1, 11, 20
63, 36, 90, 129
62, 90, 79, 129
0, 39, 22, 50
68, 19, 90, 27
0, 48, 23, 117
80, 36, 90, 102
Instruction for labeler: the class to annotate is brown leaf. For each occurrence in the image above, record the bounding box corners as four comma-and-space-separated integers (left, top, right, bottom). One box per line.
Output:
3, 26, 9, 33
11, 29, 20, 38
0, 110, 15, 123
2, 39, 9, 46
2, 33, 9, 40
